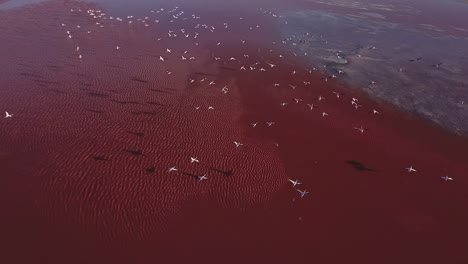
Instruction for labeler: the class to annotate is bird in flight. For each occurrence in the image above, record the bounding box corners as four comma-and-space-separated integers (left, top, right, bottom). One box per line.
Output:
198, 174, 208, 181
168, 167, 178, 172
441, 176, 453, 181
234, 141, 243, 148
266, 121, 275, 127
4, 112, 13, 118
190, 157, 199, 163
406, 166, 417, 173
159, 56, 165, 62
288, 179, 302, 187
354, 126, 365, 133
296, 189, 309, 198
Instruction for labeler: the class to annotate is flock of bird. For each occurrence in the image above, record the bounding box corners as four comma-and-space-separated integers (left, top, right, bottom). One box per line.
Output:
3, 4, 456, 202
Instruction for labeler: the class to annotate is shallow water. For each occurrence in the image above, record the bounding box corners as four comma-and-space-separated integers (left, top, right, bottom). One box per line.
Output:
278, 8, 468, 133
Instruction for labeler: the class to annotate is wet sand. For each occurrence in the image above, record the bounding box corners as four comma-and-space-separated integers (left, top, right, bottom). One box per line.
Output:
1, 1, 468, 264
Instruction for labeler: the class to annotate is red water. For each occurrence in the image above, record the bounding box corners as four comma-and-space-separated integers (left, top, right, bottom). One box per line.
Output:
1, 1, 468, 263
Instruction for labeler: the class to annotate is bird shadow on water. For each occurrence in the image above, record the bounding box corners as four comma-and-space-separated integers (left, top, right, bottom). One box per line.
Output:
127, 131, 145, 137
123, 149, 144, 156
93, 156, 109, 161
209, 167, 233, 176
346, 160, 376, 172
146, 167, 156, 174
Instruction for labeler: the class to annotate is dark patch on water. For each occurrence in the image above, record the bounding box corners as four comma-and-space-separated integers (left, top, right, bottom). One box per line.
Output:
347, 160, 375, 172
93, 156, 109, 161
86, 109, 104, 114
210, 167, 233, 176
180, 171, 199, 180
127, 131, 145, 137
130, 76, 149, 83
146, 166, 156, 173
123, 149, 144, 156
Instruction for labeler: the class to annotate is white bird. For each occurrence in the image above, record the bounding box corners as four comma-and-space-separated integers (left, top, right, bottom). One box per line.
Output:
288, 179, 302, 187
190, 157, 199, 163
372, 109, 380, 115
307, 104, 314, 110
441, 176, 453, 181
4, 112, 13, 118
296, 189, 309, 198
322, 112, 328, 117
115, 45, 120, 50
406, 166, 417, 173
354, 126, 365, 133
234, 141, 243, 147
159, 56, 165, 62
166, 48, 172, 53
251, 122, 258, 128
266, 122, 275, 127
268, 63, 276, 68
207, 106, 214, 110
168, 167, 178, 172
280, 102, 288, 107
198, 174, 208, 181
